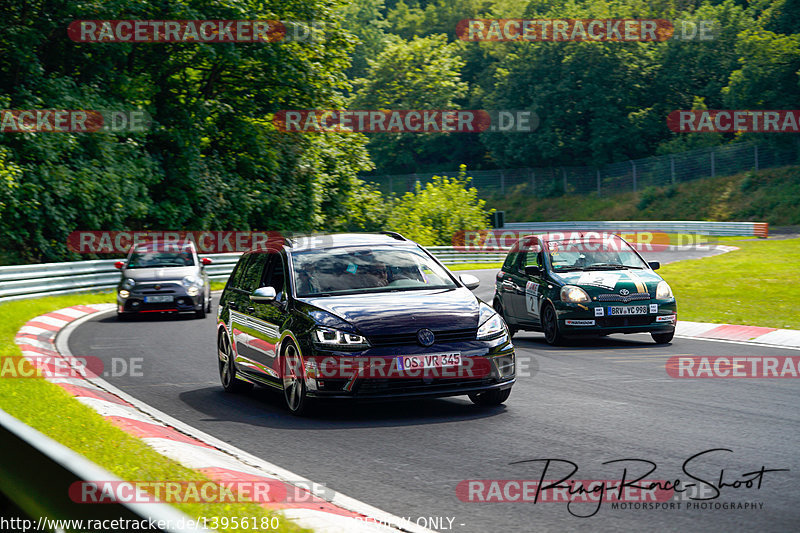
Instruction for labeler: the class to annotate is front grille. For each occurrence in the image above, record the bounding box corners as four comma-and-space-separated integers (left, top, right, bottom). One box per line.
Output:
356, 377, 491, 394
597, 316, 654, 327
136, 283, 180, 293
368, 328, 478, 347
141, 290, 177, 294
596, 293, 651, 303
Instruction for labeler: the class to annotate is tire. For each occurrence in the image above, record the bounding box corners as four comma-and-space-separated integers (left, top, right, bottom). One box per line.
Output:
205, 292, 212, 313
542, 304, 564, 346
195, 304, 206, 319
493, 298, 517, 338
218, 332, 253, 393
469, 388, 511, 406
116, 312, 129, 321
281, 340, 310, 416
651, 331, 675, 344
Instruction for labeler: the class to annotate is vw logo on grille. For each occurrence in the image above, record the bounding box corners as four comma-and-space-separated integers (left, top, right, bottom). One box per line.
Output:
417, 328, 435, 347
619, 289, 630, 296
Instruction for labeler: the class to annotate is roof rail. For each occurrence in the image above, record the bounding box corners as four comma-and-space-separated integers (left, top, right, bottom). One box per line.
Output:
381, 231, 407, 241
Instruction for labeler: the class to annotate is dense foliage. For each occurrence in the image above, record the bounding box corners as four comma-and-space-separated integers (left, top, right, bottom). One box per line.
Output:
0, 0, 798, 262
356, 0, 800, 173
0, 0, 372, 263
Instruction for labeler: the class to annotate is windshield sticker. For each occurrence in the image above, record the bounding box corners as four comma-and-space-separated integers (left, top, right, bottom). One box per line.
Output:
525, 281, 540, 316
346, 263, 358, 274
577, 272, 620, 290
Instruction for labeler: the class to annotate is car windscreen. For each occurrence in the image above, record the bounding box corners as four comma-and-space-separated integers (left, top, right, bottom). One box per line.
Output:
126, 250, 195, 268
291, 246, 457, 296
546, 236, 649, 272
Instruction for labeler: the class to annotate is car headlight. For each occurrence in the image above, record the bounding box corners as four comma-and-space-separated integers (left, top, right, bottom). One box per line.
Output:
182, 275, 202, 287
313, 327, 370, 349
118, 289, 130, 299
477, 303, 505, 340
560, 285, 590, 303
187, 286, 200, 296
656, 281, 673, 299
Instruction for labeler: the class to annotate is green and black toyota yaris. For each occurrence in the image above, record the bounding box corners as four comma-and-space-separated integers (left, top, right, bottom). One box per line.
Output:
494, 233, 677, 345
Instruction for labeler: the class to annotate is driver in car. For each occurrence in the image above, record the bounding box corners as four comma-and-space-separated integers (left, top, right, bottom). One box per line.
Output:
362, 262, 389, 288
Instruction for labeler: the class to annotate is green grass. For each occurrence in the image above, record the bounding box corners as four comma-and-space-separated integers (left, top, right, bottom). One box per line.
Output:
210, 280, 227, 291
489, 164, 800, 226
0, 292, 306, 532
659, 238, 800, 329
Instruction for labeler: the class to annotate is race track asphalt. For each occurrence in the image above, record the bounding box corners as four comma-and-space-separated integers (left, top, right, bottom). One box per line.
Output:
67, 247, 800, 532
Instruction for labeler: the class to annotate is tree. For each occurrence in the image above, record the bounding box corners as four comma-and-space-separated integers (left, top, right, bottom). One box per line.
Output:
352, 34, 468, 173
339, 0, 399, 81
0, 0, 373, 262
387, 166, 491, 245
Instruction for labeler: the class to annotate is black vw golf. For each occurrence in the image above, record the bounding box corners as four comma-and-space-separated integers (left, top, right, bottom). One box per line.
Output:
216, 233, 515, 414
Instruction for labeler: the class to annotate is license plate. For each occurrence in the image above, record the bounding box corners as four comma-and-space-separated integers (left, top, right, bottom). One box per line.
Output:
144, 295, 173, 303
398, 353, 461, 371
608, 305, 648, 315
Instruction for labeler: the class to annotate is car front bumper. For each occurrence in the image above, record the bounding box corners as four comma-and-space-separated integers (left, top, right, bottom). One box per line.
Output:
306, 378, 515, 401
117, 284, 204, 314
555, 299, 677, 336
301, 335, 517, 399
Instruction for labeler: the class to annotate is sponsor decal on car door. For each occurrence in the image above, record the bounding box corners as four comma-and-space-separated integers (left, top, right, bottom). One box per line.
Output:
525, 281, 541, 318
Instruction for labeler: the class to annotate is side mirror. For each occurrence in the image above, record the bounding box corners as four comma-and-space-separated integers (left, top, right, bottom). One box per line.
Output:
201, 257, 213, 266
524, 265, 542, 276
250, 286, 276, 303
114, 261, 124, 269
648, 261, 660, 271
459, 274, 480, 290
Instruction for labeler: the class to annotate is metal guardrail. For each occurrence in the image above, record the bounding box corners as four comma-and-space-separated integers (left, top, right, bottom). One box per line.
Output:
0, 220, 765, 303
0, 408, 207, 531
0, 249, 506, 303
503, 220, 768, 237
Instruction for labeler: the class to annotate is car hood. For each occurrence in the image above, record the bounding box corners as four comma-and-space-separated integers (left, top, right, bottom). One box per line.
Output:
122, 266, 198, 282
299, 287, 480, 335
551, 268, 663, 295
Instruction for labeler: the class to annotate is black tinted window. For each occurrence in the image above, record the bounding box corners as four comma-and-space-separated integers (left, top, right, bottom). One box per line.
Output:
264, 253, 286, 296
503, 247, 519, 271
239, 254, 267, 292
227, 254, 250, 290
